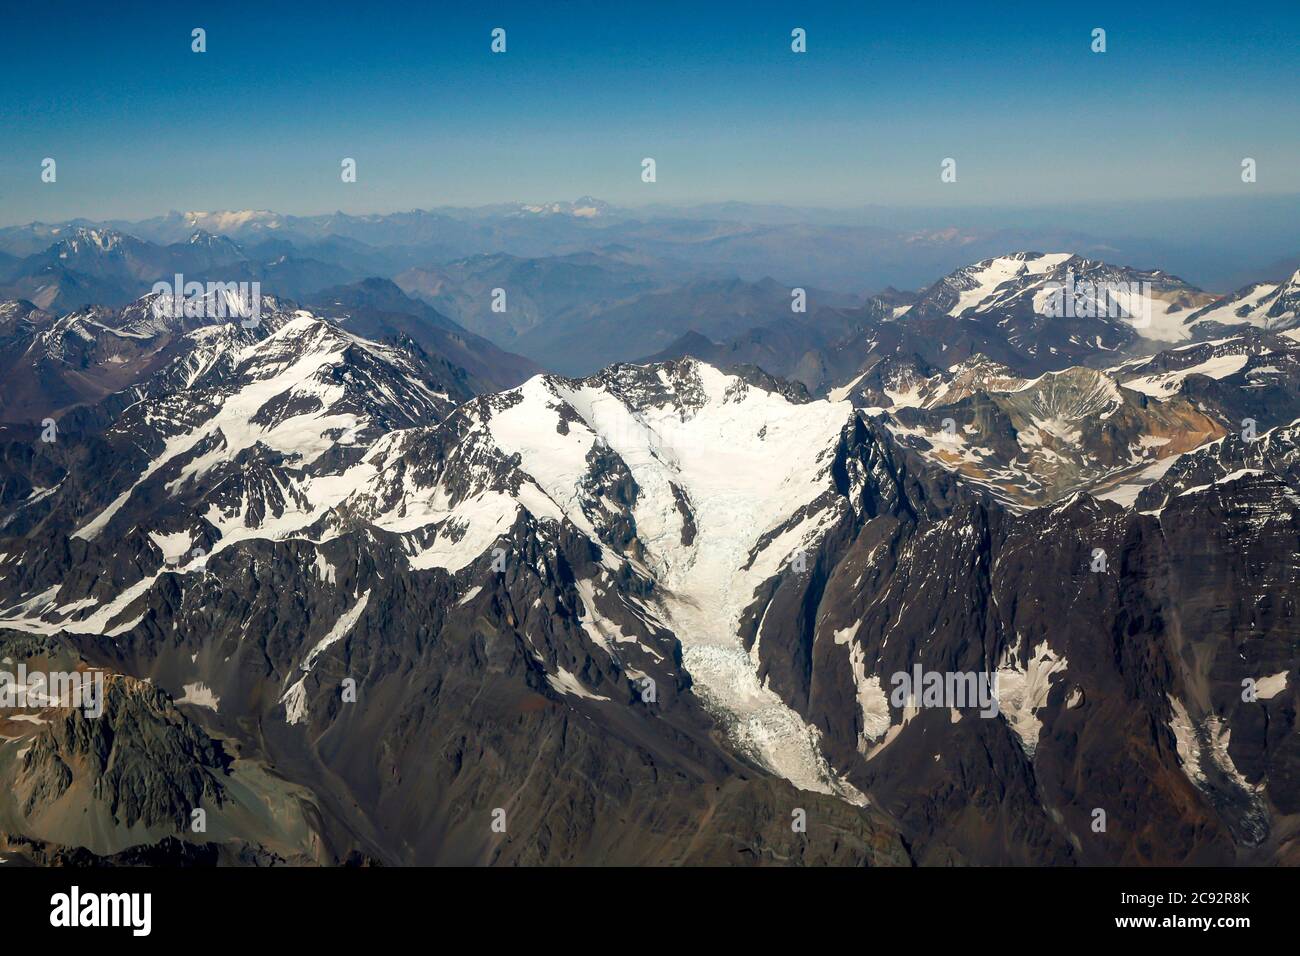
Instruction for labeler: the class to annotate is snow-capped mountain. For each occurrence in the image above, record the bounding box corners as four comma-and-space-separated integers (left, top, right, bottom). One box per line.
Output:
183, 210, 286, 235
1185, 268, 1300, 334
0, 311, 462, 631
1094, 333, 1300, 501
49, 227, 134, 258
0, 338, 929, 862
828, 326, 1300, 503
184, 228, 246, 258
823, 324, 1300, 507
0, 277, 538, 424
0, 299, 52, 335
716, 251, 1229, 402
0, 224, 361, 312
511, 197, 611, 219
36, 227, 184, 282
857, 363, 1223, 508
5, 310, 1295, 866
327, 360, 904, 798
0, 227, 253, 313
900, 251, 1215, 351
4, 355, 895, 797
0, 292, 292, 423
799, 253, 1298, 442
830, 353, 1022, 410
907, 251, 1077, 318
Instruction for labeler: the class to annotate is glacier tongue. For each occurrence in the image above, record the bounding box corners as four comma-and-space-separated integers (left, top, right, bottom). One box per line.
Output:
491, 361, 867, 802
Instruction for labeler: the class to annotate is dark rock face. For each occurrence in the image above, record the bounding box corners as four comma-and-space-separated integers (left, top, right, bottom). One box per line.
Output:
0, 513, 909, 865
17, 675, 228, 831
747, 428, 1300, 864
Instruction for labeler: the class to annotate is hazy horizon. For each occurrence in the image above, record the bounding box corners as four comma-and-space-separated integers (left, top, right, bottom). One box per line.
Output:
6, 188, 1300, 222
6, 191, 1297, 293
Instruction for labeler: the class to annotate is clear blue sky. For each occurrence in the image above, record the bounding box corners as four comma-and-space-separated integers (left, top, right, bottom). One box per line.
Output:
1, 0, 1297, 225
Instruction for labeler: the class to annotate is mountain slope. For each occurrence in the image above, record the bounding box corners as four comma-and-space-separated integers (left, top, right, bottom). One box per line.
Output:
0, 293, 278, 424
307, 278, 540, 392
1185, 269, 1300, 335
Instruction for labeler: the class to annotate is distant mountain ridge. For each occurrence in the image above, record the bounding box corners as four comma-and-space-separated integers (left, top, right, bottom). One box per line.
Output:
12, 202, 1285, 294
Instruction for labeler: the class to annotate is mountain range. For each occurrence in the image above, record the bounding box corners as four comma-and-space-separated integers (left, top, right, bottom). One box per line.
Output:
0, 223, 1298, 866
5, 200, 1293, 316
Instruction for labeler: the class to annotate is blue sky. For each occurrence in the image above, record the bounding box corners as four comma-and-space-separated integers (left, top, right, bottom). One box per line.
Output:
1, 0, 1297, 225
